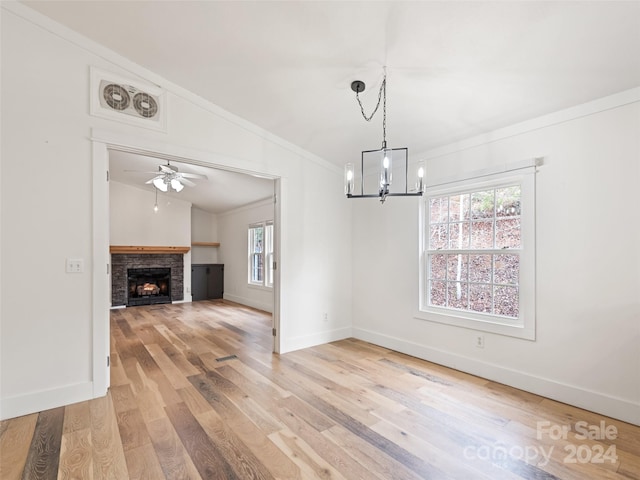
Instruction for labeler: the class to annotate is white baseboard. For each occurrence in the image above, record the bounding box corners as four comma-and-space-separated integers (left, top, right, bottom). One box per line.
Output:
1, 381, 96, 421
352, 327, 640, 426
223, 293, 273, 313
282, 327, 352, 354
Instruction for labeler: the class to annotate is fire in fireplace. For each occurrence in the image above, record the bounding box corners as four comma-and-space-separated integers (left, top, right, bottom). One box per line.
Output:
127, 268, 171, 306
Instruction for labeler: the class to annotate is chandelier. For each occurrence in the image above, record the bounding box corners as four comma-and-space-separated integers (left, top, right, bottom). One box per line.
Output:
344, 70, 424, 203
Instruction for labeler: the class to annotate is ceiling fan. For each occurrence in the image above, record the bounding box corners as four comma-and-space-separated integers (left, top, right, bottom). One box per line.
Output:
131, 161, 207, 192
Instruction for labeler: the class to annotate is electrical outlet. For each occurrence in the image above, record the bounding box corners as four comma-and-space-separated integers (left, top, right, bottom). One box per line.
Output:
323, 312, 328, 321
475, 334, 485, 349
66, 258, 84, 273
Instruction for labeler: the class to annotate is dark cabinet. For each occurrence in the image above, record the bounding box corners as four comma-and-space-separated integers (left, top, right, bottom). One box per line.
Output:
191, 264, 224, 301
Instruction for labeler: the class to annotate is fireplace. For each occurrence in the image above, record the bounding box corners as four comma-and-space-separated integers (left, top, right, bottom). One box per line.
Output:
111, 253, 184, 307
127, 268, 171, 306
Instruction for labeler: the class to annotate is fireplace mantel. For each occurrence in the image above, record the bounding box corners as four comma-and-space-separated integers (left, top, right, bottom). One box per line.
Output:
110, 245, 191, 255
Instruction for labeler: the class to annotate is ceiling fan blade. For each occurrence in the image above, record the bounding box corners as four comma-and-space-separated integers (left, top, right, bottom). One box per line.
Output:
179, 172, 208, 180
159, 164, 178, 173
125, 170, 164, 174
179, 177, 197, 187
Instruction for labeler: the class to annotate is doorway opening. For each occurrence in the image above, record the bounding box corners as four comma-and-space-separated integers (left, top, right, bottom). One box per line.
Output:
91, 137, 282, 397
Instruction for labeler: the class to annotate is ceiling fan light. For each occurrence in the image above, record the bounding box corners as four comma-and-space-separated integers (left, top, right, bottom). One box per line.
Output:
153, 177, 168, 192
171, 178, 184, 192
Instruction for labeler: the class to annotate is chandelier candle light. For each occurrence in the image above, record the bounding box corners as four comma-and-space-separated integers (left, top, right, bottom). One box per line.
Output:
345, 70, 425, 203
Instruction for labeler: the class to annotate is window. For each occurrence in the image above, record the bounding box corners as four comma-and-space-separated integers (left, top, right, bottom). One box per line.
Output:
418, 172, 535, 339
248, 221, 274, 288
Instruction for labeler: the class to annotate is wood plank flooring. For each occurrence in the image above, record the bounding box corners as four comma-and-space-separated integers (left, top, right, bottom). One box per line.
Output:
1, 300, 639, 479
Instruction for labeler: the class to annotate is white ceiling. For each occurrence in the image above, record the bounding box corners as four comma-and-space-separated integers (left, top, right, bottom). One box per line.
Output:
108, 150, 274, 214
24, 1, 640, 168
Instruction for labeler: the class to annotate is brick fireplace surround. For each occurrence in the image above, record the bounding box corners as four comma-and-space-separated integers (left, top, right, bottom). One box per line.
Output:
111, 253, 184, 306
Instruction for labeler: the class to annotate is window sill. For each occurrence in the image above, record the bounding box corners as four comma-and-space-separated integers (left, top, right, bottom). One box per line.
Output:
248, 283, 273, 292
414, 308, 535, 340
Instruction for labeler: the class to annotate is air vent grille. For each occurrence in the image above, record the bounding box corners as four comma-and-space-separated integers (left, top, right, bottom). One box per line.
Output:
90, 67, 166, 132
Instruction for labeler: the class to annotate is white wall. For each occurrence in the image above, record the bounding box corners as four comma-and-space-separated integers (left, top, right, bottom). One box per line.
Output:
191, 207, 219, 264
110, 181, 192, 246
217, 199, 274, 312
0, 5, 352, 420
352, 94, 640, 425
110, 181, 192, 301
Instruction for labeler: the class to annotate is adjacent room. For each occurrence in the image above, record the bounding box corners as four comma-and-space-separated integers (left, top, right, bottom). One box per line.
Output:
1, 2, 639, 479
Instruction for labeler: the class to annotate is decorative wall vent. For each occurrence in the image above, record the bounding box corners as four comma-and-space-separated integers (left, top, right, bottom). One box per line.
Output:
90, 67, 166, 131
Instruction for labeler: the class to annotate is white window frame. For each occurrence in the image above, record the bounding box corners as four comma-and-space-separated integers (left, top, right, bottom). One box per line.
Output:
248, 221, 274, 289
417, 170, 536, 340
265, 222, 274, 288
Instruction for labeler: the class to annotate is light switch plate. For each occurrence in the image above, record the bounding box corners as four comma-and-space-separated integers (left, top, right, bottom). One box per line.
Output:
66, 258, 84, 273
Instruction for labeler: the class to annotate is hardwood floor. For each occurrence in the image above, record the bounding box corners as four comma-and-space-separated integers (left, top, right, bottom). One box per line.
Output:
1, 300, 639, 479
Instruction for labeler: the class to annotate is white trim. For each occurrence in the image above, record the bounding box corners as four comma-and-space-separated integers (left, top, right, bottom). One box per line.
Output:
272, 179, 282, 354
2, 2, 340, 175
92, 128, 280, 179
1, 382, 94, 421
282, 327, 353, 354
425, 157, 543, 190
92, 142, 110, 397
420, 88, 640, 161
223, 293, 273, 314
352, 328, 640, 426
419, 171, 536, 340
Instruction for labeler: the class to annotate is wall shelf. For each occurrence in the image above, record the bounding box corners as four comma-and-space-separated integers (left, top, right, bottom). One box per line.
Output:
110, 245, 191, 254
191, 242, 220, 247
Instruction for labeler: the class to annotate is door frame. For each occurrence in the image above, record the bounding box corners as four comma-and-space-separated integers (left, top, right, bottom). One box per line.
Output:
91, 129, 282, 395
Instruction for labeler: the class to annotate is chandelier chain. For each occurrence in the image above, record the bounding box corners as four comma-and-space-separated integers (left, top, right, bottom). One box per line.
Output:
382, 77, 386, 148
355, 74, 387, 148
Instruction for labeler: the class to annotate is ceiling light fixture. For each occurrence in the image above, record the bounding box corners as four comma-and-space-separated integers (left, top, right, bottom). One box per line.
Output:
153, 177, 168, 192
345, 69, 424, 203
151, 174, 185, 193
140, 161, 206, 193
170, 178, 184, 192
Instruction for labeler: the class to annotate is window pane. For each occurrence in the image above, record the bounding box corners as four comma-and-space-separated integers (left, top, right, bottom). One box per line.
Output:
470, 220, 493, 249
496, 186, 521, 217
471, 190, 494, 219
447, 254, 468, 282
250, 226, 264, 253
430, 224, 448, 250
447, 282, 468, 310
251, 253, 264, 282
429, 254, 446, 280
469, 254, 492, 283
430, 281, 446, 307
266, 224, 274, 287
429, 197, 449, 223
496, 218, 521, 249
494, 254, 519, 285
424, 181, 529, 329
494, 286, 519, 318
449, 194, 470, 221
448, 222, 470, 249
470, 284, 492, 313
